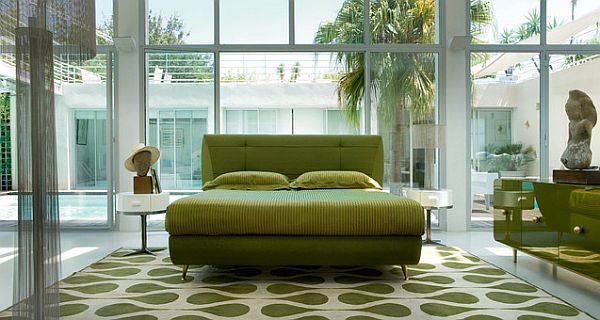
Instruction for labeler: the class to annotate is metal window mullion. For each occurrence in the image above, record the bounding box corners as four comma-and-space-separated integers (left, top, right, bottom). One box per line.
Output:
469, 44, 544, 52
363, 0, 371, 135
94, 112, 98, 186
139, 0, 147, 140
437, 0, 445, 189
214, 51, 221, 133
364, 50, 371, 134
214, 0, 221, 133
363, 0, 370, 45
189, 115, 193, 183
289, 0, 295, 45
540, 0, 546, 46
465, 0, 473, 230
540, 52, 550, 179
470, 44, 600, 52
214, 0, 220, 45
540, 0, 549, 180
173, 111, 178, 189
107, 50, 114, 228
143, 43, 443, 52
546, 47, 600, 54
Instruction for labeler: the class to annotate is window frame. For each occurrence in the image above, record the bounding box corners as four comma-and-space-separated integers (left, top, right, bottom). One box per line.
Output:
142, 0, 447, 227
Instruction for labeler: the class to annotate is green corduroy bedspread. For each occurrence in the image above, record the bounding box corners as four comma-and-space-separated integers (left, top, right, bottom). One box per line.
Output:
166, 189, 424, 236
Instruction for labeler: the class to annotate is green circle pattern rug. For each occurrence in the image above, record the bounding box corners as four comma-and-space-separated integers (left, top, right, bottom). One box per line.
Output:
1, 246, 595, 319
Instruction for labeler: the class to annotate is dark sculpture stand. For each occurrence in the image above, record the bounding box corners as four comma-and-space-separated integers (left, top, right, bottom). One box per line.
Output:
553, 169, 600, 185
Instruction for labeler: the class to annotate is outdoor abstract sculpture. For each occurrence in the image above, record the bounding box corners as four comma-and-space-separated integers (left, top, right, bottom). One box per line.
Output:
560, 90, 597, 169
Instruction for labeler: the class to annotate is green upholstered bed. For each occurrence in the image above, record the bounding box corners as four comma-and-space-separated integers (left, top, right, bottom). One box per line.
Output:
166, 135, 424, 279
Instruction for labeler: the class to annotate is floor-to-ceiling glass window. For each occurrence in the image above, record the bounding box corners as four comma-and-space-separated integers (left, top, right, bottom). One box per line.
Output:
371, 52, 439, 192
469, 0, 600, 227
54, 52, 114, 225
146, 51, 214, 191
0, 0, 115, 227
220, 52, 361, 135
470, 52, 541, 227
145, 0, 442, 226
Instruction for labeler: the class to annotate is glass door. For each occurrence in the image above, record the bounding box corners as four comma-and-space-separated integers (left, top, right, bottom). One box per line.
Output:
58, 51, 115, 227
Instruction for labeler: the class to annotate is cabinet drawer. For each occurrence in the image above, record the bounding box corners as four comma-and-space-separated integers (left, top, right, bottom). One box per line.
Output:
117, 193, 169, 212
569, 213, 600, 241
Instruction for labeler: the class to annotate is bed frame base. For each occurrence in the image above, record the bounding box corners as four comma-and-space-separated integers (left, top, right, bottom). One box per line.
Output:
181, 263, 409, 280
171, 235, 421, 281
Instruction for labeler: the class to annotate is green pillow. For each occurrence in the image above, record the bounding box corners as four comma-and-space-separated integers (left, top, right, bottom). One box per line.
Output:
291, 171, 382, 190
202, 171, 290, 191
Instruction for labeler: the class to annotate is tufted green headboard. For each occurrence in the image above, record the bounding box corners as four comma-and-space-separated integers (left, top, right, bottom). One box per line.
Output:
201, 135, 384, 186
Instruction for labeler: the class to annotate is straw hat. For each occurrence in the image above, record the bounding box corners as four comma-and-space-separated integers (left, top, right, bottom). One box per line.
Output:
124, 143, 160, 172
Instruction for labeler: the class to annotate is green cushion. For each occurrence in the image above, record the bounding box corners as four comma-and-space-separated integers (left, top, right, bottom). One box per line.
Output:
290, 170, 382, 190
166, 189, 424, 236
202, 171, 290, 191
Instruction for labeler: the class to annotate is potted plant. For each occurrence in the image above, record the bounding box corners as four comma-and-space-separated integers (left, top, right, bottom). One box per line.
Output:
488, 143, 536, 177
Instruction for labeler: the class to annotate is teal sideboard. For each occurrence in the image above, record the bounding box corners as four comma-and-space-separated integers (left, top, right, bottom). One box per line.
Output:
493, 179, 600, 281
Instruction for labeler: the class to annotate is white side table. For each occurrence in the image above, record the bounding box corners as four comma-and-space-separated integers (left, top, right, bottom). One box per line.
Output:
405, 189, 453, 244
117, 192, 170, 255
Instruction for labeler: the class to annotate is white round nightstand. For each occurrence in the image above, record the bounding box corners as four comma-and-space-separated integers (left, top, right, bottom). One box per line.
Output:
405, 189, 453, 244
117, 192, 170, 255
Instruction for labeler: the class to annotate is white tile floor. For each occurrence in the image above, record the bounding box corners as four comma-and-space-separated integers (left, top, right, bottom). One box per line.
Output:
1, 230, 599, 318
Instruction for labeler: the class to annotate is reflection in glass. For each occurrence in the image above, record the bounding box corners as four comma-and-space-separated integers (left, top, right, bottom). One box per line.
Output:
470, 52, 540, 227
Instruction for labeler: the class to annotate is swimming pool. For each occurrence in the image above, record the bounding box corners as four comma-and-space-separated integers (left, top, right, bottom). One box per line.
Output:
0, 194, 109, 221
0, 193, 191, 222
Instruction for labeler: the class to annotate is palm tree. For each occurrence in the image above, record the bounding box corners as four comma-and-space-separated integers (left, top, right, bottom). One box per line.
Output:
315, 0, 491, 188
471, 0, 493, 43
470, 0, 494, 66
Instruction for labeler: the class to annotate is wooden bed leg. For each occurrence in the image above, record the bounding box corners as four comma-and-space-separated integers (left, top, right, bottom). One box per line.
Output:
182, 265, 189, 280
401, 265, 409, 280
